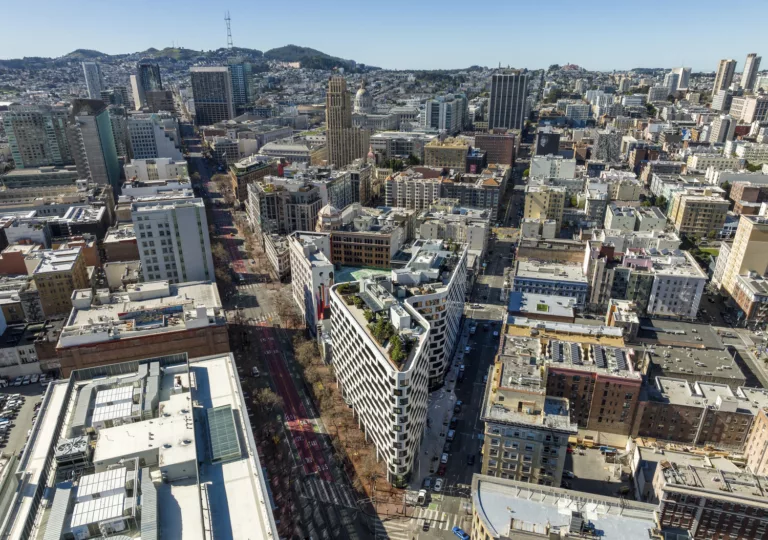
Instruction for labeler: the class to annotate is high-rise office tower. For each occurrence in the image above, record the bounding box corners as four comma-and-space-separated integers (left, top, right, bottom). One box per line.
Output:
422, 94, 469, 134
488, 71, 529, 131
190, 67, 235, 125
68, 99, 121, 191
81, 62, 104, 100
227, 57, 253, 112
131, 198, 214, 284
326, 76, 370, 168
708, 114, 736, 143
671, 67, 691, 91
741, 53, 762, 93
2, 104, 74, 168
713, 59, 737, 96
131, 59, 163, 110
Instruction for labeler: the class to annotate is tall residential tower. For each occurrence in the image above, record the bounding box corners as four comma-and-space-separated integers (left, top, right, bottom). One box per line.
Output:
713, 59, 737, 96
741, 53, 762, 93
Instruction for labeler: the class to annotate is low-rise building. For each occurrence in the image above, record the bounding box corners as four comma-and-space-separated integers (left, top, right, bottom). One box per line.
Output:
506, 291, 576, 323
529, 154, 577, 179
471, 475, 658, 540
633, 378, 766, 450
687, 153, 745, 172
103, 224, 139, 262
263, 233, 290, 281
415, 202, 490, 256
28, 246, 89, 317
523, 185, 566, 230
736, 142, 768, 165
423, 137, 469, 169
544, 341, 642, 436
481, 348, 575, 485
0, 353, 277, 540
56, 280, 228, 376
512, 260, 588, 307
288, 232, 333, 333
653, 457, 768, 539
668, 192, 729, 237
228, 154, 278, 203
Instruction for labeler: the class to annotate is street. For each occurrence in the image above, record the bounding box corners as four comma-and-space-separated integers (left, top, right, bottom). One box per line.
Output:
183, 125, 373, 539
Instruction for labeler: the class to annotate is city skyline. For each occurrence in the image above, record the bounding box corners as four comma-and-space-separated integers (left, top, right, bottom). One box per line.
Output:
1, 0, 766, 71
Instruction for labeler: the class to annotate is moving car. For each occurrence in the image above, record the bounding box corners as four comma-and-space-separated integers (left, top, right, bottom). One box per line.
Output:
563, 470, 576, 479
452, 526, 470, 540
417, 489, 427, 505
422, 477, 432, 490
434, 478, 444, 492
423, 520, 430, 531
251, 367, 260, 378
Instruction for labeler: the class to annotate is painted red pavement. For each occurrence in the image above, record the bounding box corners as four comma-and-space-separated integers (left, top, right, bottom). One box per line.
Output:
257, 322, 333, 482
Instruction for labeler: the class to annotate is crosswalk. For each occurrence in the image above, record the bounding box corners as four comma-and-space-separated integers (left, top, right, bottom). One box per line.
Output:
298, 476, 359, 509
250, 311, 278, 324
372, 508, 471, 539
374, 519, 411, 540
411, 507, 470, 531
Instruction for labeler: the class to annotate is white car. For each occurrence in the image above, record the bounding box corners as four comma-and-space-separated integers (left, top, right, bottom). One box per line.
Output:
440, 453, 449, 464
30, 374, 39, 384
493, 331, 499, 337
434, 478, 444, 492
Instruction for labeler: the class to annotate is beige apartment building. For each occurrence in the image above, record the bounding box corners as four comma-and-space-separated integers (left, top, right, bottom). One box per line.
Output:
423, 137, 469, 170
668, 193, 729, 237
523, 185, 566, 229
719, 215, 768, 296
480, 337, 576, 487
28, 247, 89, 316
745, 406, 768, 476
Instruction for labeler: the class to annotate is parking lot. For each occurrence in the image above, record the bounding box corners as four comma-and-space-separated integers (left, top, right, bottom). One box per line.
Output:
564, 447, 633, 498
0, 384, 45, 458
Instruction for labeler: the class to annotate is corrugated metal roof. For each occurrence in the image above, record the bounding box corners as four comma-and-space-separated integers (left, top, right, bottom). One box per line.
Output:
43, 482, 72, 540
140, 467, 158, 540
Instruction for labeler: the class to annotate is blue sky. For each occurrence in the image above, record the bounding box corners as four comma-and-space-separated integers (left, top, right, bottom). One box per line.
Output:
1, 0, 766, 71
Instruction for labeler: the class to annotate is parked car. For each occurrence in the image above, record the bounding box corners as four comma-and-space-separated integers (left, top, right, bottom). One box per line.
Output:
454, 400, 463, 413
30, 374, 39, 384
422, 477, 432, 490
493, 331, 499, 337
434, 478, 444, 492
443, 441, 452, 453
450, 417, 458, 429
446, 429, 455, 441
452, 526, 470, 540
251, 367, 260, 378
464, 346, 471, 353
563, 470, 576, 479
437, 464, 446, 476
12, 377, 22, 387
21, 376, 30, 386
440, 453, 449, 464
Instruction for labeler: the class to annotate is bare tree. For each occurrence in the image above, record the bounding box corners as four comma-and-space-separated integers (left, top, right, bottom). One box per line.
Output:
254, 388, 284, 412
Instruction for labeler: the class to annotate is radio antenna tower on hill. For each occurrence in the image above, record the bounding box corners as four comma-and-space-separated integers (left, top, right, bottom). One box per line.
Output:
225, 12, 234, 48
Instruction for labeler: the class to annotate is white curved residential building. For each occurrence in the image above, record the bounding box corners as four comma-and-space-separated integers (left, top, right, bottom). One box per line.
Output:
393, 239, 468, 388
330, 277, 431, 485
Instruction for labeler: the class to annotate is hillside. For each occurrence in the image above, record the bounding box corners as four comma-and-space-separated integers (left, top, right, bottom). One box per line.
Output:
264, 44, 359, 71
64, 49, 106, 60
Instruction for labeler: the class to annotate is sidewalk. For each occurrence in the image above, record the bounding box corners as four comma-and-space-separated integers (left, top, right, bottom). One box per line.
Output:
409, 326, 472, 491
